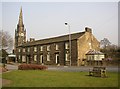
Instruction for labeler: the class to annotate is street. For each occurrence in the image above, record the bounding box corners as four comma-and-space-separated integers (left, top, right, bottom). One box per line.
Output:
5, 64, 119, 72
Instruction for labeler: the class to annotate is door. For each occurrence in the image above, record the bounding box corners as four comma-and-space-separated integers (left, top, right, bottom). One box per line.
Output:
56, 54, 59, 64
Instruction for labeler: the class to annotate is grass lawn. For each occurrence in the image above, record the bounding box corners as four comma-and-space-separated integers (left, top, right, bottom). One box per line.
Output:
2, 70, 118, 87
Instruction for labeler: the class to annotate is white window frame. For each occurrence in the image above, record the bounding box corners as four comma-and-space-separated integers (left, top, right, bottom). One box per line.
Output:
34, 55, 37, 61
18, 55, 21, 59
65, 42, 69, 49
34, 47, 37, 52
22, 55, 26, 62
47, 52, 50, 61
27, 48, 30, 52
65, 53, 69, 61
40, 46, 43, 51
18, 48, 21, 52
23, 48, 25, 52
47, 45, 50, 51
40, 55, 43, 63
56, 44, 59, 50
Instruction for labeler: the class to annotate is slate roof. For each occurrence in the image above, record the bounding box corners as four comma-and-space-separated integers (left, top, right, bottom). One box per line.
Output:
21, 31, 85, 47
86, 50, 104, 55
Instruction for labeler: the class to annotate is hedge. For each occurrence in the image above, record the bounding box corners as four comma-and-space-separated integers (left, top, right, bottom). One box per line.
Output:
18, 64, 48, 70
0, 67, 8, 72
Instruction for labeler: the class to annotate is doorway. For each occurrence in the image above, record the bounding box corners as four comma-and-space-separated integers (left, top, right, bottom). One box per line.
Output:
56, 54, 59, 64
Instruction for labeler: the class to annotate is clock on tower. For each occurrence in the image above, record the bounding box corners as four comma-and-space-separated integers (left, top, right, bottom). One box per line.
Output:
15, 7, 26, 48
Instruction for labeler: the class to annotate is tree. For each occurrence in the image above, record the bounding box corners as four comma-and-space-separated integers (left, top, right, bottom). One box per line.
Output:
0, 49, 8, 63
0, 30, 13, 67
0, 30, 13, 52
100, 38, 111, 49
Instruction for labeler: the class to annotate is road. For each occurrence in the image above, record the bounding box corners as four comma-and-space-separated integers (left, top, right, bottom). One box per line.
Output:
47, 66, 119, 72
5, 64, 119, 72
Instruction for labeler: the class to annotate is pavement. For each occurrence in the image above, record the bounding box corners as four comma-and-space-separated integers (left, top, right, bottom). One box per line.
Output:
47, 66, 119, 72
5, 63, 119, 72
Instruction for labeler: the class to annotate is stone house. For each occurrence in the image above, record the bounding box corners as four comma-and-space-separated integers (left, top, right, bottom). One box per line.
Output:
14, 7, 100, 66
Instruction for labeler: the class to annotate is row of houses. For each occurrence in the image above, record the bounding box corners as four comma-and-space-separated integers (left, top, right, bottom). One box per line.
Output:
14, 7, 104, 66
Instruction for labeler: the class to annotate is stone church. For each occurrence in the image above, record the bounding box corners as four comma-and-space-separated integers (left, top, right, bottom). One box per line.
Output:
14, 8, 100, 66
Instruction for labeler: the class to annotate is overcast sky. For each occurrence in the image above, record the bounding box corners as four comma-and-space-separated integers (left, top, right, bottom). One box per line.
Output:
0, 1, 119, 46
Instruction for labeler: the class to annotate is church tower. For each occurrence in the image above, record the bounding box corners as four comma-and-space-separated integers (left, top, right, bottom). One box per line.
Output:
14, 7, 26, 50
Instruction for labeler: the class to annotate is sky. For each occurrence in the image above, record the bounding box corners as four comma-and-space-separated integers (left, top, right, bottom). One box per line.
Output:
0, 0, 119, 47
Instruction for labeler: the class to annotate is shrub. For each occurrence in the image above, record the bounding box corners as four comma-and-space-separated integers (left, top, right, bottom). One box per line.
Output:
18, 64, 48, 70
0, 67, 8, 72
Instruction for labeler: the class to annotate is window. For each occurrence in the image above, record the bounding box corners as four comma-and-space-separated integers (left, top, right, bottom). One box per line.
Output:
65, 53, 69, 61
34, 55, 37, 61
34, 47, 37, 52
18, 48, 21, 52
22, 55, 26, 62
65, 42, 69, 49
40, 46, 43, 51
47, 45, 50, 51
27, 48, 30, 52
47, 52, 50, 61
40, 55, 43, 63
18, 55, 21, 59
23, 48, 25, 52
56, 44, 59, 50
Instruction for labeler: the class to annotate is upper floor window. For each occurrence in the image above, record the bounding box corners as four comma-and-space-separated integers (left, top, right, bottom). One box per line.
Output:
34, 47, 37, 52
55, 44, 59, 50
47, 45, 50, 51
23, 48, 25, 52
27, 48, 30, 52
65, 42, 69, 49
40, 46, 43, 51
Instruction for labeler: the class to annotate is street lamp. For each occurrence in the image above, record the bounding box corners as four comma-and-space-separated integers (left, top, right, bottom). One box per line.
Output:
65, 22, 71, 66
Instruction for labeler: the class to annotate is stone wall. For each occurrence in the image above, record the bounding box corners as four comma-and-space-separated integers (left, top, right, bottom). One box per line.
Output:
77, 31, 100, 66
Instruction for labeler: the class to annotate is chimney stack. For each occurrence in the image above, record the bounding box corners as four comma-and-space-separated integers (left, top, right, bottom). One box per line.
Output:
30, 38, 35, 42
85, 27, 92, 33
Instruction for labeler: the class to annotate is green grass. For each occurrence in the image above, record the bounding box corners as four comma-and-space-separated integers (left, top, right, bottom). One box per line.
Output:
2, 70, 118, 87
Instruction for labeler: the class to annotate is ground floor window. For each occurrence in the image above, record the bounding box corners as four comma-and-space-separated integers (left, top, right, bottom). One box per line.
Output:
34, 55, 37, 61
47, 52, 50, 61
18, 55, 21, 60
40, 55, 43, 63
22, 55, 26, 62
65, 53, 69, 61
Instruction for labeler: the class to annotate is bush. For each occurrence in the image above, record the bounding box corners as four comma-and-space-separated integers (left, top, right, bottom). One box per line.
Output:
18, 64, 48, 70
0, 67, 8, 72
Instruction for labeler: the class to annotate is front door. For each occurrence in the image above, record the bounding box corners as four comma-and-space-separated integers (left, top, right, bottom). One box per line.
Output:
56, 54, 59, 64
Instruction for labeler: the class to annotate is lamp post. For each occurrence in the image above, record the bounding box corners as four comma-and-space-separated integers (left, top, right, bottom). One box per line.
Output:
65, 22, 71, 66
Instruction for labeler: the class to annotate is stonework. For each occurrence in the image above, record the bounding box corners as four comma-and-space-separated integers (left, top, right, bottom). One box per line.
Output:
77, 29, 100, 66
14, 7, 26, 51
14, 8, 100, 66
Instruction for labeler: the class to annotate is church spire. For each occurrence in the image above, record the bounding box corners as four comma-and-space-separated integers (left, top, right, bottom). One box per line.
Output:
18, 7, 23, 26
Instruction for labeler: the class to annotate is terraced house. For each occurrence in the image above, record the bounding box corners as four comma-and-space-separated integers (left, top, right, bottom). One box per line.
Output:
14, 8, 100, 66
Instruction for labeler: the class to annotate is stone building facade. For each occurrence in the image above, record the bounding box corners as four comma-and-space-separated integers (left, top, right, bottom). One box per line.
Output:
14, 8, 100, 66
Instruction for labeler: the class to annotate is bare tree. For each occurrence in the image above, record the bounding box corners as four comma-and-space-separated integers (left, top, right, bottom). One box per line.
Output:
100, 38, 111, 49
0, 30, 13, 52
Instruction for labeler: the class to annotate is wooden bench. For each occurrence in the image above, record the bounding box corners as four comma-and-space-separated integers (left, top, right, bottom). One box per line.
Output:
89, 66, 107, 77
